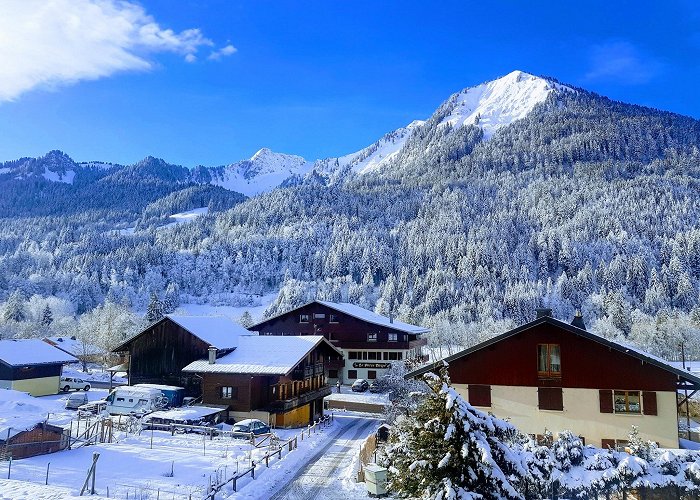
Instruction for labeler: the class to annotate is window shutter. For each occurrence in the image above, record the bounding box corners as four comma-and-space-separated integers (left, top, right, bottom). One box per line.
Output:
599, 389, 613, 413
468, 385, 491, 407
601, 439, 615, 449
643, 391, 657, 416
538, 387, 563, 411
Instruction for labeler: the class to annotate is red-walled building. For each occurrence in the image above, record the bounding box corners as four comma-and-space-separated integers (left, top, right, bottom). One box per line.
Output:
407, 309, 700, 449
248, 301, 429, 383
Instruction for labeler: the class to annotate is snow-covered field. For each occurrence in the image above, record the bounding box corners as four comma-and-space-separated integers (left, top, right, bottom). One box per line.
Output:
325, 389, 390, 406
0, 390, 362, 500
175, 292, 277, 324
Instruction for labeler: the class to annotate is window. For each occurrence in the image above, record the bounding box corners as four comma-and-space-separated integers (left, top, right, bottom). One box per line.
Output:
538, 387, 563, 411
348, 370, 358, 379
368, 370, 377, 379
614, 391, 641, 414
367, 352, 378, 360
299, 314, 310, 323
537, 344, 561, 377
388, 352, 398, 360
328, 370, 338, 378
367, 333, 378, 342
329, 314, 339, 323
314, 313, 325, 319
468, 385, 491, 407
397, 352, 403, 360
383, 352, 389, 360
602, 439, 629, 451
388, 333, 398, 342
221, 386, 238, 399
349, 351, 359, 360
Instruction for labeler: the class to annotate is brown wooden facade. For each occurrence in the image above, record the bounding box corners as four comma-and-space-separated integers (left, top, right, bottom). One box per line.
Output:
1, 423, 68, 460
196, 339, 340, 427
112, 317, 216, 395
250, 302, 427, 352
444, 320, 679, 392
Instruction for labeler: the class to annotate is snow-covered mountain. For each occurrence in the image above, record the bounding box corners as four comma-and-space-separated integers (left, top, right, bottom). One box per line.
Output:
208, 148, 313, 197
0, 71, 568, 194
435, 70, 571, 139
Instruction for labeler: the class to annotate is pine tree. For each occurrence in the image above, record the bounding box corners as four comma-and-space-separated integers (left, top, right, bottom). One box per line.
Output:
239, 311, 253, 328
383, 366, 526, 499
41, 304, 53, 327
3, 290, 26, 323
163, 283, 180, 314
145, 292, 164, 323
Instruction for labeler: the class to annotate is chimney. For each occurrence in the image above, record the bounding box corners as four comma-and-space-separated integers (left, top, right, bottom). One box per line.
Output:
571, 310, 586, 330
535, 308, 553, 319
208, 346, 217, 364
389, 311, 393, 324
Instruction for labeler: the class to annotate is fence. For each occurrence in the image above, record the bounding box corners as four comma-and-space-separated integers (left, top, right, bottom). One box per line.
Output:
356, 432, 378, 482
202, 413, 334, 500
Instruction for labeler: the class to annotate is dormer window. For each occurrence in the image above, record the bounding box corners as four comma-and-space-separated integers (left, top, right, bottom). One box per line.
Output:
388, 333, 398, 342
367, 333, 378, 342
537, 344, 561, 378
299, 314, 310, 323
329, 314, 339, 323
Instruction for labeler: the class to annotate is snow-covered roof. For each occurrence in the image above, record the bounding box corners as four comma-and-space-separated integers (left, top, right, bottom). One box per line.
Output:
182, 335, 341, 376
251, 300, 429, 335
113, 315, 248, 352
0, 389, 53, 439
0, 339, 77, 367
143, 406, 224, 423
43, 336, 102, 357
166, 315, 249, 349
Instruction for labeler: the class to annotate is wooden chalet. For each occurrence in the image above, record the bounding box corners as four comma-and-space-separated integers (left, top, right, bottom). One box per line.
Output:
248, 300, 429, 383
407, 309, 700, 449
0, 339, 77, 396
182, 335, 343, 427
111, 315, 249, 395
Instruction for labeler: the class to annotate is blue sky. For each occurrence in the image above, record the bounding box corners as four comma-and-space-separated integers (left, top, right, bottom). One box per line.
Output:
1, 0, 699, 167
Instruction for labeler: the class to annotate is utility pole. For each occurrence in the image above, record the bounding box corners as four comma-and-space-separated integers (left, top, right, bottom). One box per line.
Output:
681, 342, 691, 439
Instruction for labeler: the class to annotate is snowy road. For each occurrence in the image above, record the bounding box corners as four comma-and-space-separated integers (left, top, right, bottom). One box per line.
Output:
268, 414, 379, 500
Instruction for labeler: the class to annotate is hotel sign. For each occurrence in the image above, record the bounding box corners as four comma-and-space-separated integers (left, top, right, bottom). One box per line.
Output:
352, 362, 391, 369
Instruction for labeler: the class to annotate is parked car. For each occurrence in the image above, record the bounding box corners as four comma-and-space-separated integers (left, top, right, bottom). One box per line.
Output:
60, 376, 91, 392
351, 379, 369, 392
369, 380, 382, 393
76, 400, 108, 417
65, 392, 89, 410
231, 419, 270, 436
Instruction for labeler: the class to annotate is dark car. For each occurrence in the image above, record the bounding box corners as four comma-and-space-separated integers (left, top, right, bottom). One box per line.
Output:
231, 419, 270, 436
369, 380, 382, 393
351, 379, 369, 392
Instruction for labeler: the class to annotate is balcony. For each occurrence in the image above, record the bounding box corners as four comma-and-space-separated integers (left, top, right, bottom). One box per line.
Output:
292, 362, 325, 380
267, 376, 331, 412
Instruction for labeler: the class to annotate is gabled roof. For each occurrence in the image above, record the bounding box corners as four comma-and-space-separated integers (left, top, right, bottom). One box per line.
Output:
182, 335, 343, 376
0, 339, 77, 367
112, 315, 248, 352
43, 336, 102, 357
405, 315, 700, 389
249, 300, 429, 335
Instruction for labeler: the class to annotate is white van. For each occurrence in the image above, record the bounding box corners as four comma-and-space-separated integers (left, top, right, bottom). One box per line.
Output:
104, 386, 167, 416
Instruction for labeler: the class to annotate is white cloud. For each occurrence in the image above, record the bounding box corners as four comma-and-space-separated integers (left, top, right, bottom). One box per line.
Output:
584, 41, 662, 85
208, 44, 238, 61
0, 0, 218, 102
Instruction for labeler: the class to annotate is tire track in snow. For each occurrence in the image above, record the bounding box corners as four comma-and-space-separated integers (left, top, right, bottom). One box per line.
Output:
269, 416, 377, 500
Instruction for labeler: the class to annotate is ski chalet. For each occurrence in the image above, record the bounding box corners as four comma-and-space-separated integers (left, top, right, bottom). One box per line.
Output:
248, 300, 429, 383
406, 308, 700, 449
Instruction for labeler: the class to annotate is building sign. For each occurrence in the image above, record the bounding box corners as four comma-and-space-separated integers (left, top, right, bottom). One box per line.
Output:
352, 362, 391, 369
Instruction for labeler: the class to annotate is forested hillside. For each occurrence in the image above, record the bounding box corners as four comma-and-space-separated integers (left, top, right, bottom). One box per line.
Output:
2, 72, 700, 360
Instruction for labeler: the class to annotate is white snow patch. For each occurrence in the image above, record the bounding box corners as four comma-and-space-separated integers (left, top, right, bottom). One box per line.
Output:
440, 70, 572, 139
0, 339, 77, 366
42, 167, 75, 184
211, 148, 313, 196
0, 168, 11, 174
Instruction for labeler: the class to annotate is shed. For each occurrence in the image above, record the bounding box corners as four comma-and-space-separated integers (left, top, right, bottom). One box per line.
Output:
0, 339, 77, 396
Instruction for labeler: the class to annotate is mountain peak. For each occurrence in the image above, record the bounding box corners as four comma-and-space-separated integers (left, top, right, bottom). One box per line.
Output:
441, 70, 571, 139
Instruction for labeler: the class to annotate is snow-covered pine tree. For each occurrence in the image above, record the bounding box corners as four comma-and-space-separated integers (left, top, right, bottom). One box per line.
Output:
163, 283, 180, 314
3, 290, 26, 323
383, 365, 526, 499
239, 311, 253, 328
41, 304, 53, 327
145, 292, 164, 323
